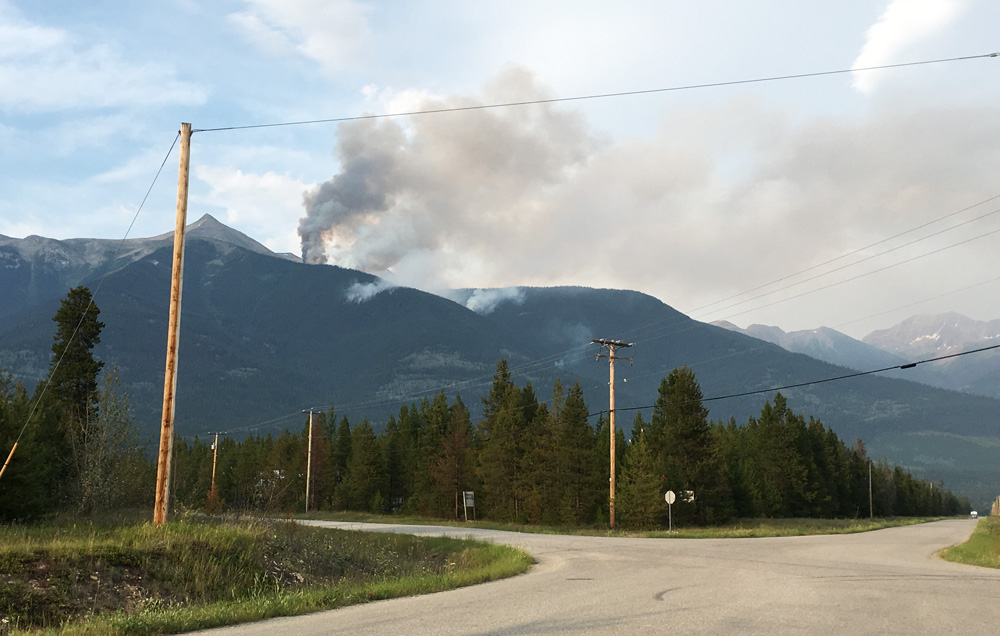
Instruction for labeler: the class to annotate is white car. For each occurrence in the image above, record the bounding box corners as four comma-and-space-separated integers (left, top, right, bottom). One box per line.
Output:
971, 511, 978, 519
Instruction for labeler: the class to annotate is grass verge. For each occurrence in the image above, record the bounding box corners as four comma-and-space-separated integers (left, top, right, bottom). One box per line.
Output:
0, 516, 533, 635
301, 510, 941, 538
939, 516, 1000, 569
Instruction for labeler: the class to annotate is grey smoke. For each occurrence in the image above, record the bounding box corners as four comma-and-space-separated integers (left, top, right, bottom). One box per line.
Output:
299, 118, 405, 264
296, 68, 1000, 338
465, 287, 526, 315
345, 278, 396, 303
297, 66, 594, 274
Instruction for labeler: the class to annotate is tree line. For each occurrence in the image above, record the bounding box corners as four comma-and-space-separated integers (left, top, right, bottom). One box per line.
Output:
169, 362, 970, 527
0, 288, 970, 525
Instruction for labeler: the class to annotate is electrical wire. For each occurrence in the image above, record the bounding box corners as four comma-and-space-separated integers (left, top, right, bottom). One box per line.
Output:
182, 53, 1000, 426
591, 343, 1000, 419
689, 193, 1000, 316
191, 53, 998, 134
0, 133, 181, 483
138, 53, 1000, 442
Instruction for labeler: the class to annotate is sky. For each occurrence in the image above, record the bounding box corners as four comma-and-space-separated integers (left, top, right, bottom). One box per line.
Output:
2, 0, 999, 339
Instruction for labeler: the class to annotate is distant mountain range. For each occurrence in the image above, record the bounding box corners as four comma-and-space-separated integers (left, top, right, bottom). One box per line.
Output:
713, 315, 1000, 399
2, 215, 999, 509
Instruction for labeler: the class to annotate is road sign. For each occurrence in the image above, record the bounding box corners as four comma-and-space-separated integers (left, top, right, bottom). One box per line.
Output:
665, 490, 675, 531
462, 491, 475, 522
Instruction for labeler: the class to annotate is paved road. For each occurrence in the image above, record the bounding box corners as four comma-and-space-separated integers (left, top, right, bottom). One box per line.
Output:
195, 519, 1000, 635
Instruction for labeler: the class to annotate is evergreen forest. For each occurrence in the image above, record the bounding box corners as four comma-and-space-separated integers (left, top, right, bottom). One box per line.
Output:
0, 288, 970, 526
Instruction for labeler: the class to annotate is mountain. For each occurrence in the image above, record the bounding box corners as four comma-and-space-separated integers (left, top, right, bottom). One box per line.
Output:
862, 313, 1000, 397
2, 218, 1000, 508
0, 215, 296, 320
715, 317, 1000, 401
712, 322, 908, 372
863, 312, 1000, 357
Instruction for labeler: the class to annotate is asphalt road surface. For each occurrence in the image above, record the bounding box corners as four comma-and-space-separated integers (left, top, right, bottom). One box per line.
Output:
194, 519, 1000, 635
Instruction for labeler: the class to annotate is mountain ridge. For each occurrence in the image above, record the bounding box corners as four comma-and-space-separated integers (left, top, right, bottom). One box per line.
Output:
2, 218, 1000, 508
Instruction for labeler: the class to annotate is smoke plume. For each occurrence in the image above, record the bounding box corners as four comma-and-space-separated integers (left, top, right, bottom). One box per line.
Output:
297, 66, 594, 272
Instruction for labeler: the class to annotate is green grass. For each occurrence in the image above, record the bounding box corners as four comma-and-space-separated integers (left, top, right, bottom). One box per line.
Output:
300, 510, 941, 538
0, 515, 533, 635
939, 516, 1000, 569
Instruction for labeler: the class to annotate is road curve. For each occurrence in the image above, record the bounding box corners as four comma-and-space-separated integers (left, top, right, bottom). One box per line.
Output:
193, 519, 1000, 635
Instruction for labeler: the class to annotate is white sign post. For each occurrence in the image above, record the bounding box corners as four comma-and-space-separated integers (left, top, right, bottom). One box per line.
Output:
665, 490, 676, 532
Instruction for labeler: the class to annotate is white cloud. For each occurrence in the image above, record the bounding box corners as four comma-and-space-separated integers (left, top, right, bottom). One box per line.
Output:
194, 165, 312, 256
229, 0, 372, 74
852, 0, 968, 93
0, 3, 205, 113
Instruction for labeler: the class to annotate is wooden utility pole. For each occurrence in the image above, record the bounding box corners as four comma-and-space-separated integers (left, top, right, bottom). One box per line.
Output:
154, 122, 192, 526
210, 432, 220, 493
0, 443, 17, 482
592, 339, 633, 529
303, 409, 320, 512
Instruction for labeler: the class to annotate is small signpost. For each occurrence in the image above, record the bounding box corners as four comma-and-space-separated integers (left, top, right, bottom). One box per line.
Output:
665, 490, 676, 532
463, 491, 476, 522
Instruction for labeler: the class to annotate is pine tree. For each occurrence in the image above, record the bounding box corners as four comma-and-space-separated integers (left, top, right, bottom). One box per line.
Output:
618, 428, 663, 529
517, 401, 558, 524
477, 360, 531, 521
0, 373, 50, 520
427, 395, 476, 519
343, 419, 387, 511
555, 382, 596, 525
38, 286, 106, 507
331, 416, 352, 508
49, 286, 104, 423
649, 367, 731, 524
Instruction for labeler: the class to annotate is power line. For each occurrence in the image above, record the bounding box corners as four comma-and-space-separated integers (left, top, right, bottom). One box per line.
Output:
175, 54, 999, 427
593, 343, 1000, 419
694, 207, 1000, 322
0, 133, 181, 483
688, 192, 1000, 316
834, 275, 1000, 331
720, 225, 1000, 321
126, 51, 1000, 440
191, 53, 998, 134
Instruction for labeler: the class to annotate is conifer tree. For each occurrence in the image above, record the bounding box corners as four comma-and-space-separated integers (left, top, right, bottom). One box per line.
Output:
49, 286, 104, 423
555, 382, 596, 525
618, 427, 663, 529
343, 419, 387, 512
0, 373, 50, 520
649, 367, 731, 524
43, 286, 105, 505
515, 401, 557, 524
427, 395, 476, 518
477, 360, 530, 521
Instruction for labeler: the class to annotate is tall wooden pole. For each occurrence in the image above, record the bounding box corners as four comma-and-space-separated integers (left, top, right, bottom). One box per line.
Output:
592, 339, 633, 529
608, 350, 617, 528
0, 442, 18, 482
305, 410, 314, 512
210, 432, 219, 493
154, 122, 191, 526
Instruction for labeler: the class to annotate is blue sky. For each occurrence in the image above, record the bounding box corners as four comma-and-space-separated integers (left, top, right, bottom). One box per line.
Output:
2, 0, 999, 338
